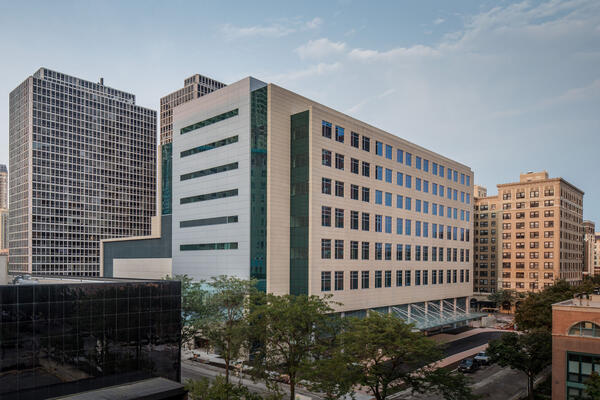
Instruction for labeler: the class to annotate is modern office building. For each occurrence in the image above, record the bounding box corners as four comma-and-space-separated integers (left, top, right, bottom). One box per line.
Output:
497, 172, 584, 292
473, 185, 500, 293
583, 221, 596, 276
8, 68, 156, 276
0, 276, 181, 400
0, 163, 7, 209
101, 74, 225, 279
168, 76, 477, 327
552, 292, 600, 400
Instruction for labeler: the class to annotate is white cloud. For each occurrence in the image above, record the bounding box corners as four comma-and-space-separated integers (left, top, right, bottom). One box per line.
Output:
295, 38, 346, 59
220, 17, 322, 39
269, 62, 341, 84
434, 17, 446, 25
347, 44, 440, 61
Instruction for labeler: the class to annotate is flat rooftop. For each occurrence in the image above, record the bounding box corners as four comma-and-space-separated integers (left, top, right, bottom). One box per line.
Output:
2, 274, 167, 286
553, 293, 600, 309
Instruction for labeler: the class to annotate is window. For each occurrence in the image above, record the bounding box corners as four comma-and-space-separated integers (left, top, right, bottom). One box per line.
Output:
566, 352, 600, 388
376, 141, 383, 156
375, 271, 382, 288
321, 272, 331, 291
423, 180, 429, 193
350, 271, 358, 289
335, 271, 344, 290
351, 132, 359, 148
416, 178, 422, 191
406, 175, 412, 188
397, 172, 403, 186
405, 219, 412, 236
376, 166, 383, 180
423, 270, 429, 285
351, 211, 359, 230
385, 145, 392, 159
416, 199, 422, 213
385, 216, 392, 233
362, 242, 369, 259
335, 240, 344, 259
321, 239, 331, 258
375, 190, 383, 205
405, 197, 412, 210
397, 195, 403, 209
335, 208, 344, 228
335, 153, 344, 170
416, 156, 422, 169
362, 136, 370, 152
322, 149, 332, 166
351, 158, 359, 174
350, 241, 359, 259
322, 121, 332, 138
397, 149, 404, 163
396, 244, 403, 260
405, 244, 412, 260
439, 165, 445, 177
351, 184, 359, 200
385, 168, 392, 183
396, 270, 403, 286
361, 271, 370, 289
415, 270, 421, 285
335, 181, 344, 197
405, 270, 411, 286
375, 242, 383, 259
385, 192, 392, 207
362, 161, 370, 177
321, 206, 331, 226
406, 152, 412, 166
322, 178, 331, 194
362, 213, 370, 231
375, 215, 382, 232
335, 126, 344, 142
424, 159, 429, 172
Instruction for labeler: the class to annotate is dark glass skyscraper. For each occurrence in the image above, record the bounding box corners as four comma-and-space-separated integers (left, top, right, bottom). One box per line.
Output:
8, 68, 157, 276
0, 278, 181, 400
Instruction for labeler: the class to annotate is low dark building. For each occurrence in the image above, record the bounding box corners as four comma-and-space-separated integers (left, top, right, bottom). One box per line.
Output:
0, 277, 181, 400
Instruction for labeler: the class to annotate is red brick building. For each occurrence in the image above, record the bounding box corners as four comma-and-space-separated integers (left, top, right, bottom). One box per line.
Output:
552, 293, 600, 399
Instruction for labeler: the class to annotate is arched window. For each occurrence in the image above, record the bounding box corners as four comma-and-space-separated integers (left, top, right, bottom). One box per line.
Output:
568, 321, 600, 338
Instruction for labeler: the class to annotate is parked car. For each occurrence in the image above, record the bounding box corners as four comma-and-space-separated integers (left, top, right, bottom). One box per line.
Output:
474, 351, 491, 365
458, 358, 480, 373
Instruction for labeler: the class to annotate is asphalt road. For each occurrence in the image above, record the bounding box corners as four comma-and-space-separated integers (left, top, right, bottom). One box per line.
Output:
442, 331, 505, 358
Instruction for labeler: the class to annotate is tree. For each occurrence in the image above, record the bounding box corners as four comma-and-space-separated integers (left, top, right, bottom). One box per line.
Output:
302, 316, 360, 400
487, 330, 552, 400
514, 280, 574, 331
184, 376, 268, 400
201, 276, 257, 385
246, 293, 337, 400
169, 275, 212, 345
585, 372, 600, 400
342, 312, 476, 400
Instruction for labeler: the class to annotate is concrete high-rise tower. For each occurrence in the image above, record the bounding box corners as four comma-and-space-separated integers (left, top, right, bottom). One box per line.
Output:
8, 68, 157, 276
0, 164, 7, 209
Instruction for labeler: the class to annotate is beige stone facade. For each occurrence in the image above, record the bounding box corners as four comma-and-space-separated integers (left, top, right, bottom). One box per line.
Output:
267, 84, 474, 315
498, 172, 583, 292
583, 221, 596, 276
473, 187, 500, 293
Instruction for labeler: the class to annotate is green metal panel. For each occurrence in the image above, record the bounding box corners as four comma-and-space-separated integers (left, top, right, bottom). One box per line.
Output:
161, 143, 172, 215
251, 87, 268, 291
290, 110, 310, 295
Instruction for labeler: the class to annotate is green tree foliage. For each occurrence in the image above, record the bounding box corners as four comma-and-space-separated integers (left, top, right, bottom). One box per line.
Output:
169, 274, 211, 344
514, 280, 574, 331
585, 372, 600, 400
246, 293, 337, 400
487, 331, 552, 400
201, 276, 257, 385
302, 316, 360, 400
184, 376, 270, 400
341, 312, 476, 400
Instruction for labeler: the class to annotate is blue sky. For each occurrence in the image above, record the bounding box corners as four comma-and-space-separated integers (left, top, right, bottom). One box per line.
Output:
0, 0, 598, 223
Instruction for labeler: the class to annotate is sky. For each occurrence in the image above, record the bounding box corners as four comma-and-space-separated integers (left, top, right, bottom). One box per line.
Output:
0, 0, 598, 223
